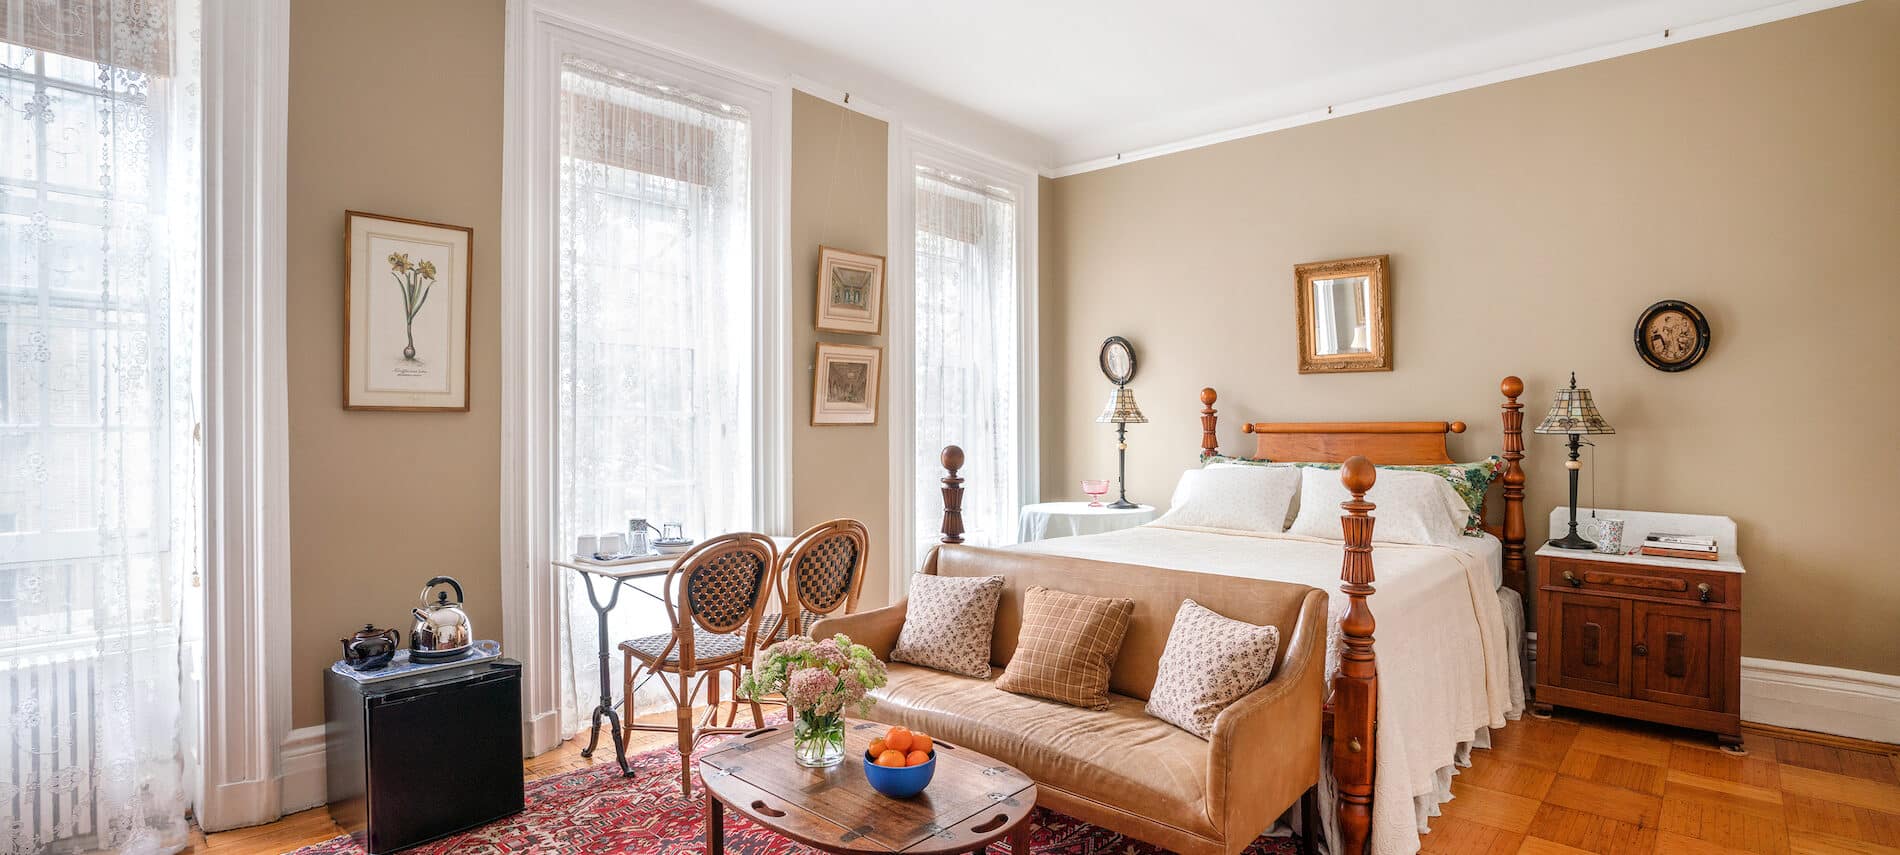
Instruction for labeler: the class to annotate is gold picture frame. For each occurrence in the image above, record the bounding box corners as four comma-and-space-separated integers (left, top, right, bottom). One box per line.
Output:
1294, 255, 1391, 374
811, 342, 882, 425
815, 246, 885, 335
344, 211, 474, 410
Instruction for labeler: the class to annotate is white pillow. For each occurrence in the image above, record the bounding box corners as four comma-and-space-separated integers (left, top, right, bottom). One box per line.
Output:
1206, 461, 1302, 528
1285, 466, 1467, 546
1153, 465, 1302, 533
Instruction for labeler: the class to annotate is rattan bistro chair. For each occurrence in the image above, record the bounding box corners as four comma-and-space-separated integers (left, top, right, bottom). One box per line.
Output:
760, 518, 869, 643
618, 531, 778, 796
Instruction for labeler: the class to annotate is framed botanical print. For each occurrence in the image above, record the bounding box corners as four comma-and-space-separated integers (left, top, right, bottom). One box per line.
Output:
811, 342, 882, 425
815, 246, 885, 334
344, 211, 473, 411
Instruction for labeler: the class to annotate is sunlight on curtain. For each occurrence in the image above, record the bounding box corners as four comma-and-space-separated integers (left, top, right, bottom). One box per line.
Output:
0, 0, 203, 852
912, 166, 1019, 565
555, 56, 755, 732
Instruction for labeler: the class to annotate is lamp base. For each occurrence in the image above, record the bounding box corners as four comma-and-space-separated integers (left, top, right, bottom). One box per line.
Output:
1106, 499, 1139, 510
1547, 532, 1598, 550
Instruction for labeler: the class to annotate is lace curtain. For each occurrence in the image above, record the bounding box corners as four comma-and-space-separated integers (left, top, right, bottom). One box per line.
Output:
0, 0, 202, 853
554, 57, 756, 731
912, 167, 1019, 565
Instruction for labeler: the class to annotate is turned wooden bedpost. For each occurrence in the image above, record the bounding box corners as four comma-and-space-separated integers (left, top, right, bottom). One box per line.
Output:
1334, 457, 1378, 855
1500, 376, 1527, 594
1199, 387, 1219, 459
940, 445, 965, 545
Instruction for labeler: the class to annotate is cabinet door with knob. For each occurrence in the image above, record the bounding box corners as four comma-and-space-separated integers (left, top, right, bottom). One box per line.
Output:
1548, 592, 1629, 697
1632, 601, 1722, 711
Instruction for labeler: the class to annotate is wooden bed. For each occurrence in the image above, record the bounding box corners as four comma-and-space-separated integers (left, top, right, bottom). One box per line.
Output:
935, 375, 1530, 855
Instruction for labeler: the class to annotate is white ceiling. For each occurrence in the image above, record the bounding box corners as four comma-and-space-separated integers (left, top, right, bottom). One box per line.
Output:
686, 0, 1848, 171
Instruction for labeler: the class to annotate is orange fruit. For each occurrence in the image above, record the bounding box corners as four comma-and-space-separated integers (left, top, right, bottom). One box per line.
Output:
875, 749, 908, 768
884, 727, 914, 752
911, 733, 933, 754
906, 749, 931, 767
868, 738, 888, 757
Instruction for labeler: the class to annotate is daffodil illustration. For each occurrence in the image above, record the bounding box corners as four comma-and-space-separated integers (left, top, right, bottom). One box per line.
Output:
386, 251, 436, 360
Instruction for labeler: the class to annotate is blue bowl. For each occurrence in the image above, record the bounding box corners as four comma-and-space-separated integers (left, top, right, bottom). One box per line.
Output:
862, 749, 935, 798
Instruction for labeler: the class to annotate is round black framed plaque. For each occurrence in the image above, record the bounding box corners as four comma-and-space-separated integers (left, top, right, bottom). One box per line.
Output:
1099, 336, 1136, 385
1634, 300, 1709, 372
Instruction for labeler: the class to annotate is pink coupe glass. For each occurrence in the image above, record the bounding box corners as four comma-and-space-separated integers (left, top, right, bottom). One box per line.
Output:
1080, 479, 1111, 507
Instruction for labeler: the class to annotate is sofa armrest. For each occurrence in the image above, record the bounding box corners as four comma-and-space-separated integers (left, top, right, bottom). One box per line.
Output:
811, 601, 908, 660
1205, 587, 1329, 846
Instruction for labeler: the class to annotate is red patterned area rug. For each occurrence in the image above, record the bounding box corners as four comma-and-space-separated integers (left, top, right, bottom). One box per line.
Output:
290, 740, 1302, 855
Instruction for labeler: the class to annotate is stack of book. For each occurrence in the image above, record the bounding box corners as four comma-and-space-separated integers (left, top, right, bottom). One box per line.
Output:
1640, 532, 1718, 560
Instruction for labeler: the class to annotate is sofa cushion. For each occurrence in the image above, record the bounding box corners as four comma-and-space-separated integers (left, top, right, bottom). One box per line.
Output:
993, 586, 1134, 710
866, 663, 1215, 839
890, 573, 1005, 678
1145, 599, 1280, 738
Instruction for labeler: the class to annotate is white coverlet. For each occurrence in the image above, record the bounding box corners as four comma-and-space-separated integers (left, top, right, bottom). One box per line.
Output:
1011, 524, 1522, 855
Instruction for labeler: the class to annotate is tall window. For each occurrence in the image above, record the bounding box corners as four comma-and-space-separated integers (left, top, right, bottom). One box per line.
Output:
555, 55, 757, 729
912, 164, 1020, 562
0, 1, 202, 851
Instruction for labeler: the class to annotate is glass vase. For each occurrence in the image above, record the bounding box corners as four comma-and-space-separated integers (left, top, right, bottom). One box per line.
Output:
792, 709, 846, 768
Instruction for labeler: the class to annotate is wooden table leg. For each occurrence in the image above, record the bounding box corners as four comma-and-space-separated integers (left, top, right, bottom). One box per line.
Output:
1008, 812, 1032, 854
704, 791, 724, 854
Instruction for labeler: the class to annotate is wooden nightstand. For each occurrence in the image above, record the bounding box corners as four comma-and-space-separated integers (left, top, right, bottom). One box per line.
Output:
1531, 508, 1743, 750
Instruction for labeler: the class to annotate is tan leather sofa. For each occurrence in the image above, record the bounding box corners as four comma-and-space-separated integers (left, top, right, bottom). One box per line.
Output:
812, 545, 1327, 855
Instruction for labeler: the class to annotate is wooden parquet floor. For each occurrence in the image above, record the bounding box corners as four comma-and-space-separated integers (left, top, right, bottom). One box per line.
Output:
189, 707, 1900, 855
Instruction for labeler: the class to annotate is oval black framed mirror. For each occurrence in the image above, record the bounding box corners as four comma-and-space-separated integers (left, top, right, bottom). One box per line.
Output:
1099, 336, 1136, 385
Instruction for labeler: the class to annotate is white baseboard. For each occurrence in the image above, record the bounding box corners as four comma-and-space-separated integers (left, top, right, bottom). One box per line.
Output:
526, 708, 563, 757
1741, 658, 1900, 744
280, 725, 328, 813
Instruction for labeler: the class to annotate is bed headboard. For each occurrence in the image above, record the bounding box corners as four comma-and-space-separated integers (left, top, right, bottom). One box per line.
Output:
1197, 377, 1530, 594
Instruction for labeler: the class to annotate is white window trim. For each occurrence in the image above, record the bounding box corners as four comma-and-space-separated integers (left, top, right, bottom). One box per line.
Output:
885, 130, 1038, 603
198, 0, 292, 832
502, 6, 790, 755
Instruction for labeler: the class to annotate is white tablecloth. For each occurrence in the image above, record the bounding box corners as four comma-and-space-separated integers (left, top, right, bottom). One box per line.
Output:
1018, 502, 1157, 541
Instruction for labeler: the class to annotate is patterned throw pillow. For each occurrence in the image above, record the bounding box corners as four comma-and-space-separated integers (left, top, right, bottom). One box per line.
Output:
1199, 452, 1274, 466
1289, 457, 1504, 536
890, 573, 1006, 678
1145, 599, 1281, 739
994, 586, 1135, 710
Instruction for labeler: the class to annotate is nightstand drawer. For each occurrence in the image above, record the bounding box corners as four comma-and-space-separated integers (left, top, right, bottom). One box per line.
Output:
1544, 557, 1733, 606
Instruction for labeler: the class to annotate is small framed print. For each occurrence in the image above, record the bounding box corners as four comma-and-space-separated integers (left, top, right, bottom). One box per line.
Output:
815, 246, 885, 334
811, 342, 882, 425
344, 211, 473, 411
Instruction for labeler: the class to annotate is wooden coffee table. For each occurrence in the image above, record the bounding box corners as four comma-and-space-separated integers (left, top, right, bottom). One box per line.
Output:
700, 720, 1037, 854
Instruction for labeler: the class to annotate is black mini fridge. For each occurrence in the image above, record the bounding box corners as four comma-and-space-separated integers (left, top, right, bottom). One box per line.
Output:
325, 657, 525, 853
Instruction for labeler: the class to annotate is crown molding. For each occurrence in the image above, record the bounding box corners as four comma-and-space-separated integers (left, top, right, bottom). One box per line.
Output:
1046, 0, 1861, 178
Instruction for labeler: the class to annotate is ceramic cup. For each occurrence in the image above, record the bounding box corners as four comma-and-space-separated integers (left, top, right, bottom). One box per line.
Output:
1584, 518, 1625, 554
576, 534, 600, 557
598, 532, 626, 556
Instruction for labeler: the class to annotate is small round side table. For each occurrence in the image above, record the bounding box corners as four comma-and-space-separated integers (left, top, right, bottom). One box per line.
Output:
1018, 501, 1157, 542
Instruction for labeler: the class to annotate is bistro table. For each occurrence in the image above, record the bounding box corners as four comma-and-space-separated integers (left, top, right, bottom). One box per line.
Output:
553, 534, 793, 777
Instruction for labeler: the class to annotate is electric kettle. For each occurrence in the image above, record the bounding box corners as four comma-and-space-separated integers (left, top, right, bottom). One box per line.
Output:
410, 576, 473, 661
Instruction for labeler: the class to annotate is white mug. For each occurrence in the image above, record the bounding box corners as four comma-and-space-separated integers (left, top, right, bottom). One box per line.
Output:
599, 532, 626, 556
1584, 518, 1625, 554
576, 534, 600, 557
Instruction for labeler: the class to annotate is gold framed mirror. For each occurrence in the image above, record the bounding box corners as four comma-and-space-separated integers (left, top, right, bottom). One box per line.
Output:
1294, 255, 1390, 373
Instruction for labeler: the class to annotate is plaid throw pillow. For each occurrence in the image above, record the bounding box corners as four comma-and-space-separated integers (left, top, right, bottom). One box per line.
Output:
1145, 599, 1280, 738
994, 586, 1135, 710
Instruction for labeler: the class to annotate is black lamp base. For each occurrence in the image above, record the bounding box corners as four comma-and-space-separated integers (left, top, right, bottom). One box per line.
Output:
1547, 532, 1598, 550
1106, 499, 1139, 510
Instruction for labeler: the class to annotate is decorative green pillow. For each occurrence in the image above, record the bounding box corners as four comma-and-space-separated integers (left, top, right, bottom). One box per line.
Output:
1199, 452, 1275, 466
1277, 457, 1504, 537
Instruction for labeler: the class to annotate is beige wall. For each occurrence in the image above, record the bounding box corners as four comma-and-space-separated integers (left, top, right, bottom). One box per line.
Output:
287, 0, 505, 727
790, 91, 894, 608
1040, 1, 1900, 676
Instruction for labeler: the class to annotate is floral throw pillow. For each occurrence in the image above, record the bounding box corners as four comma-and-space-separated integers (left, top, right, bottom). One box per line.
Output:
890, 573, 1006, 678
1145, 599, 1280, 739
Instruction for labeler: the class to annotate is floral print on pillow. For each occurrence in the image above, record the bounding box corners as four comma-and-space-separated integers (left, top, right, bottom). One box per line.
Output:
890, 573, 1006, 678
1145, 599, 1280, 739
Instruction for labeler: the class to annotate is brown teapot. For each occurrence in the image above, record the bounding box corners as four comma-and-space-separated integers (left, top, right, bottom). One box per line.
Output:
341, 624, 399, 671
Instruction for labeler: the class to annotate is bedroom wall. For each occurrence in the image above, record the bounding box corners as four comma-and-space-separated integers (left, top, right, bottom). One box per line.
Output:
286, 0, 506, 728
790, 91, 895, 609
1038, 1, 1900, 676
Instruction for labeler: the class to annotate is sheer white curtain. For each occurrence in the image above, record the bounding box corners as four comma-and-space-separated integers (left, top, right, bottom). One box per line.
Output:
912, 166, 1019, 565
0, 0, 202, 852
554, 56, 755, 731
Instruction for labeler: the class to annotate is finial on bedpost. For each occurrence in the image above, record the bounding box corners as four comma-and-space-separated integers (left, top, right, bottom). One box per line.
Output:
1335, 456, 1377, 855
1199, 387, 1219, 460
940, 445, 965, 545
1499, 376, 1527, 595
